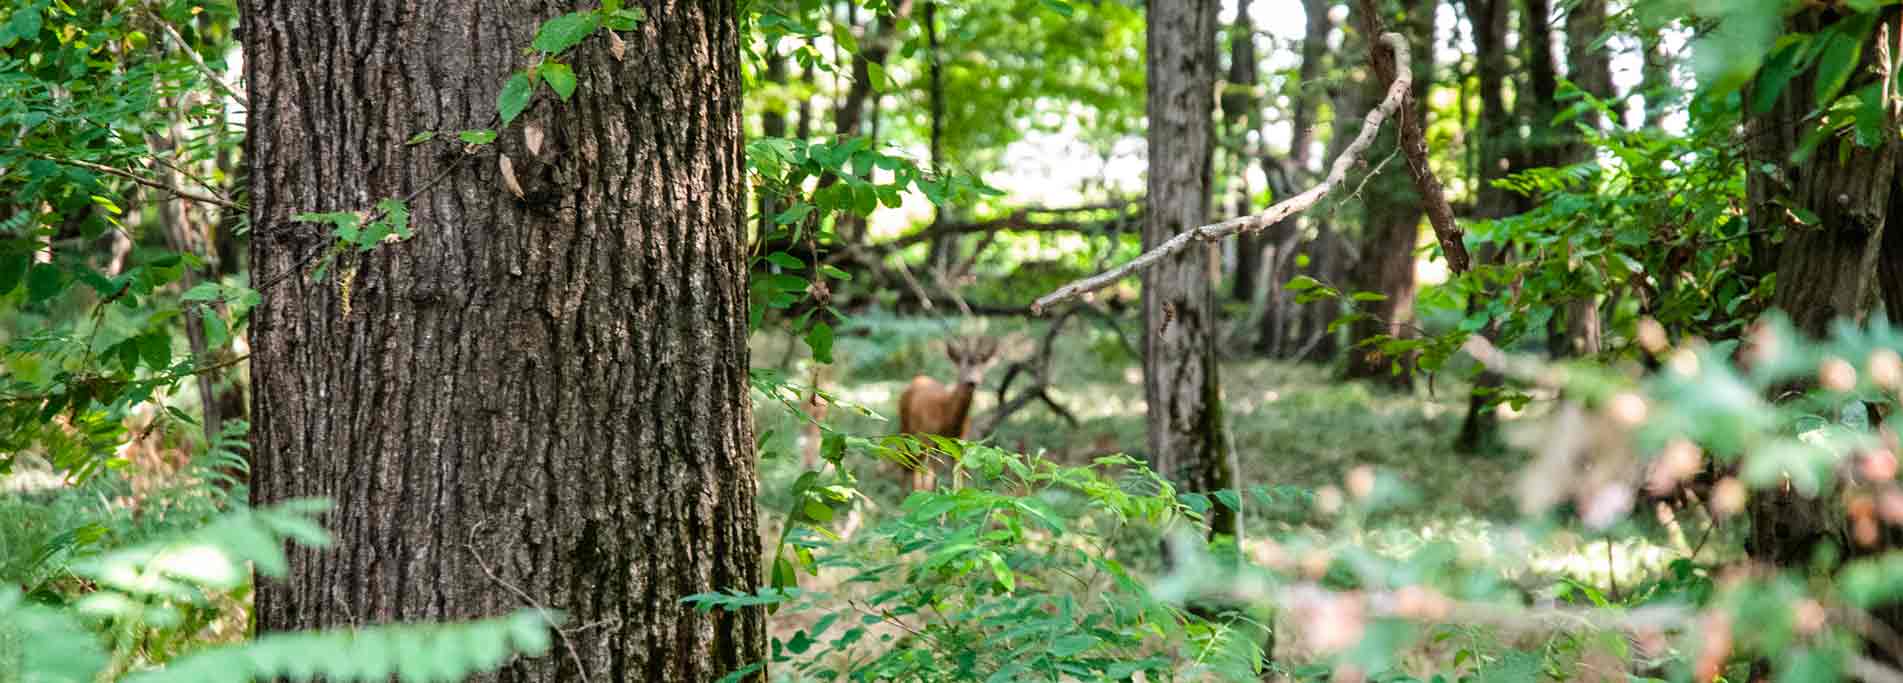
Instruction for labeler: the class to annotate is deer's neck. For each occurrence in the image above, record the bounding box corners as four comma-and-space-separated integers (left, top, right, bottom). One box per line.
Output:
947, 380, 978, 438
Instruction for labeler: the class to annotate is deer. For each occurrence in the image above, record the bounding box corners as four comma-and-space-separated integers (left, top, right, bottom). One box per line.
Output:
896, 335, 1003, 491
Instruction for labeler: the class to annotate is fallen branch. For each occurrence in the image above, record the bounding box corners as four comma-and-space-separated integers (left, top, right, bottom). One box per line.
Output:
1031, 33, 1416, 314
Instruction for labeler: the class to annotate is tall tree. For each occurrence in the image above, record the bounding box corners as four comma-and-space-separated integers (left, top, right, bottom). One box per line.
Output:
1455, 0, 1518, 452
243, 3, 765, 681
1144, 0, 1235, 537
1557, 0, 1613, 356
1746, 8, 1900, 571
1226, 0, 1264, 304
1343, 0, 1433, 386
1254, 0, 1337, 356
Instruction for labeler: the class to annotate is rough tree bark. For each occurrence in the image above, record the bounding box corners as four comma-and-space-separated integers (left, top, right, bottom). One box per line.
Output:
1144, 0, 1235, 538
1343, 0, 1432, 387
243, 2, 765, 681
1745, 8, 1900, 572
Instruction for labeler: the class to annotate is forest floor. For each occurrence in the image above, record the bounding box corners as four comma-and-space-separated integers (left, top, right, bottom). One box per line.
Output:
751, 315, 1736, 672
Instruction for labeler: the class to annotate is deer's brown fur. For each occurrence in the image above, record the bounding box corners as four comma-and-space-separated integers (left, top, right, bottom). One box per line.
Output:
897, 336, 1000, 491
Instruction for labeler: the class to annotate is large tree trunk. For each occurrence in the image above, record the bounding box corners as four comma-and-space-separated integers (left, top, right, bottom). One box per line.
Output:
243, 3, 765, 681
1145, 0, 1234, 538
1344, 0, 1431, 387
1746, 6, 1901, 661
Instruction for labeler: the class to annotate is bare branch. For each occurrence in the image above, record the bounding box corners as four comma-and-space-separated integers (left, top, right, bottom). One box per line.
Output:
29, 153, 243, 211
1032, 33, 1416, 315
1355, 0, 1470, 273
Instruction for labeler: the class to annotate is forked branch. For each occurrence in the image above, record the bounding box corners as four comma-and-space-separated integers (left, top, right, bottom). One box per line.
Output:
1032, 32, 1421, 314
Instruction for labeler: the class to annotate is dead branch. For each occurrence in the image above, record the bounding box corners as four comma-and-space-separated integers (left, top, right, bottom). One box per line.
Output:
1032, 33, 1417, 314
1355, 0, 1470, 274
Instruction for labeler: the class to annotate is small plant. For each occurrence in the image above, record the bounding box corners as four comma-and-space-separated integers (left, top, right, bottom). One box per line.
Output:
691, 441, 1267, 682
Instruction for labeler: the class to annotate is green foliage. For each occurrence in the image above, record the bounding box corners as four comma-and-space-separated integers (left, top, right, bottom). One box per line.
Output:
691, 444, 1267, 682
0, 475, 551, 683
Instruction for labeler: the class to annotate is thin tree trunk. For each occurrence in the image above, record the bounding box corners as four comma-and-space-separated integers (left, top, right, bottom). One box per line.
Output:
1254, 0, 1333, 354
1456, 0, 1517, 452
1145, 0, 1234, 538
1226, 0, 1262, 304
243, 3, 764, 680
1559, 0, 1611, 356
148, 122, 223, 446
923, 1, 958, 276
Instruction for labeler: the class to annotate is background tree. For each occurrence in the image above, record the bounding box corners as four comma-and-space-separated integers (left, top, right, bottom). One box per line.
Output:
1143, 0, 1234, 537
242, 2, 765, 680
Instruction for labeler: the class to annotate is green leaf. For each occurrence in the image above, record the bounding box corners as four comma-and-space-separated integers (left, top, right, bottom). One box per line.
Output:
136, 332, 170, 369
773, 203, 814, 225
458, 129, 498, 146
771, 555, 798, 590
603, 7, 646, 31
540, 62, 577, 101
0, 252, 28, 294
25, 263, 61, 303
1049, 634, 1096, 657
1751, 35, 1809, 114
532, 11, 600, 54
375, 198, 412, 240
1286, 275, 1320, 291
818, 265, 852, 281
1813, 30, 1865, 106
498, 72, 534, 126
802, 499, 833, 523
1177, 492, 1210, 514
986, 552, 1015, 592
181, 283, 223, 301
805, 321, 834, 364
405, 130, 436, 145
765, 251, 804, 270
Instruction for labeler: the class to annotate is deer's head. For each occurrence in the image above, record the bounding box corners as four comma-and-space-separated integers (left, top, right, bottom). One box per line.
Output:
945, 335, 1003, 386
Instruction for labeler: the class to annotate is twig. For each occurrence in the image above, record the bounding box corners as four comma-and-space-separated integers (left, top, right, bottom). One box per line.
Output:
143, 8, 247, 107
31, 153, 242, 211
249, 153, 474, 294
466, 522, 592, 683
1032, 33, 1416, 314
